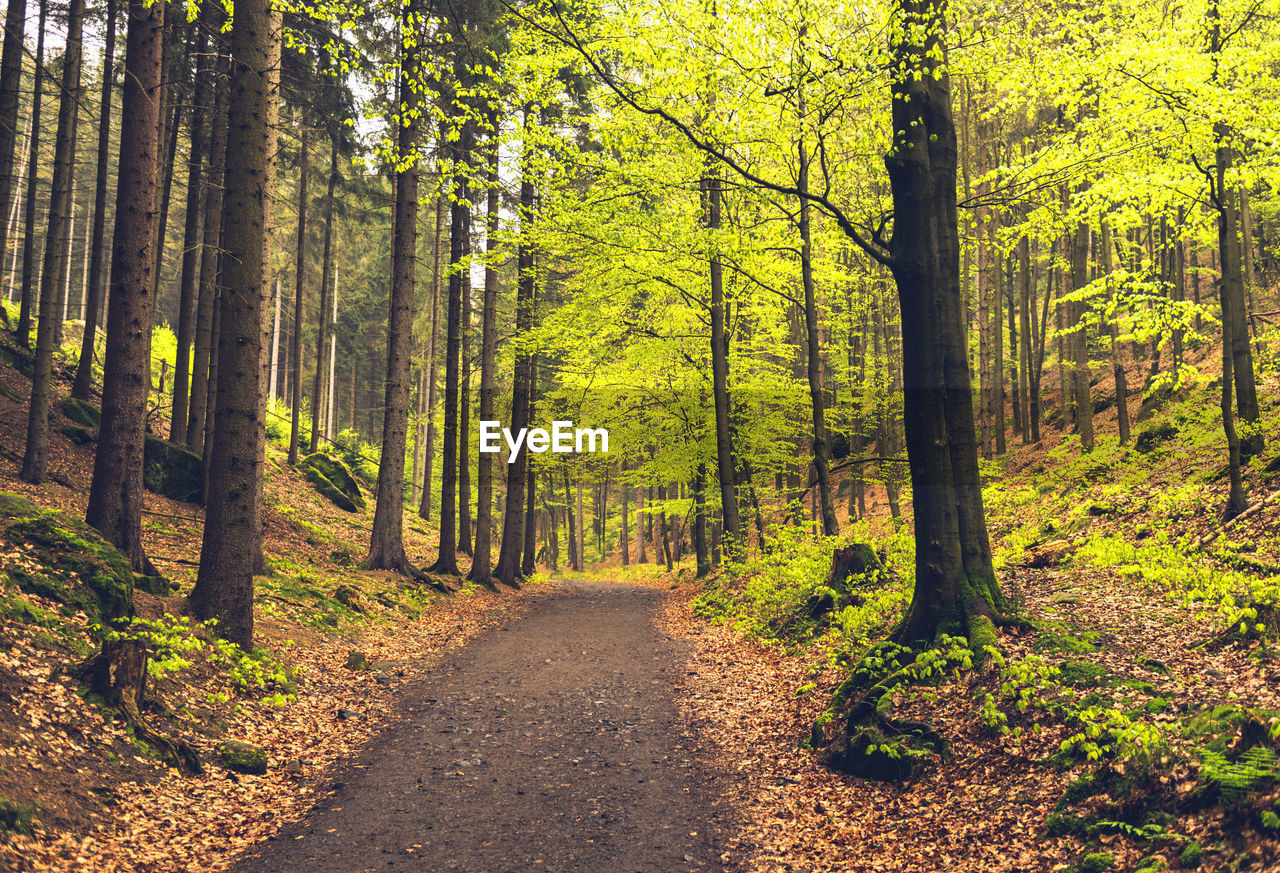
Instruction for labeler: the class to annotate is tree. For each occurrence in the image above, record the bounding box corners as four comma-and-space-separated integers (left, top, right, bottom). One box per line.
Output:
191, 0, 282, 649
14, 0, 46, 344
72, 0, 118, 401
468, 127, 501, 586
0, 0, 25, 276
288, 121, 310, 465
364, 0, 438, 586
21, 0, 86, 484
84, 0, 163, 571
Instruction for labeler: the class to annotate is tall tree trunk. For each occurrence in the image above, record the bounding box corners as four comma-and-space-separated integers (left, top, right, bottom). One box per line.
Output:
83, 0, 163, 571
269, 276, 281, 400
493, 130, 534, 586
796, 100, 838, 536
309, 143, 338, 454
468, 127, 500, 585
620, 461, 630, 567
287, 123, 309, 464
457, 232, 473, 556
1070, 220, 1094, 451
169, 23, 209, 442
878, 0, 1002, 648
185, 42, 228, 453
521, 355, 538, 577
15, 0, 46, 344
704, 158, 740, 553
693, 463, 709, 577
21, 0, 86, 484
0, 0, 25, 281
191, 0, 281, 649
364, 0, 429, 583
1019, 236, 1039, 443
72, 0, 117, 400
427, 119, 472, 577
418, 195, 443, 520
991, 259, 1005, 454
1101, 223, 1130, 445
150, 22, 184, 307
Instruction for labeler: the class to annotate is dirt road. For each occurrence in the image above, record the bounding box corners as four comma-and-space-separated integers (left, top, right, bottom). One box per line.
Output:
232, 582, 731, 873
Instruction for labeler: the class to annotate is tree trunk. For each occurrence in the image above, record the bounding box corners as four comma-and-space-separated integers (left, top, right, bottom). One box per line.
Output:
15, 0, 45, 344
563, 468, 577, 572
169, 23, 209, 443
1101, 223, 1130, 445
427, 119, 472, 577
1019, 236, 1039, 443
287, 123, 309, 464
418, 195, 443, 520
457, 228, 473, 556
0, 0, 26, 287
309, 142, 338, 454
493, 132, 534, 586
468, 128, 500, 585
364, 0, 430, 583
150, 23, 184, 307
693, 463, 709, 577
72, 2, 117, 399
21, 0, 86, 484
185, 41, 228, 453
704, 160, 741, 553
190, 0, 280, 649
1070, 219, 1094, 451
879, 0, 1003, 647
83, 0, 162, 571
620, 461, 629, 567
521, 355, 539, 577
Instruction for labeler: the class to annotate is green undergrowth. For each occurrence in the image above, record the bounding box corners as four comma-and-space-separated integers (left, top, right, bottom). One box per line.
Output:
692, 520, 913, 661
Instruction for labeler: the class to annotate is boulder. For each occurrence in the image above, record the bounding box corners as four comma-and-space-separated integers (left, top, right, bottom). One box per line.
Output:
143, 437, 204, 504
217, 740, 268, 775
1134, 421, 1178, 454
61, 397, 101, 429
345, 650, 371, 671
0, 492, 134, 625
298, 453, 365, 512
59, 425, 94, 446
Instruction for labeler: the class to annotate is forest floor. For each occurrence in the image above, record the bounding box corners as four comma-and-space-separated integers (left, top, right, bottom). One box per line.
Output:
4, 330, 1280, 872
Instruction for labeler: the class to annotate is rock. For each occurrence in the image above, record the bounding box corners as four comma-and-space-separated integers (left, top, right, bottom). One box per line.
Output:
283, 759, 304, 775
135, 574, 177, 596
1086, 503, 1116, 517
143, 437, 204, 504
334, 584, 368, 613
0, 492, 135, 625
297, 453, 366, 512
61, 396, 101, 428
58, 425, 94, 445
338, 708, 365, 721
345, 650, 371, 671
1134, 421, 1178, 454
374, 673, 394, 686
217, 740, 268, 775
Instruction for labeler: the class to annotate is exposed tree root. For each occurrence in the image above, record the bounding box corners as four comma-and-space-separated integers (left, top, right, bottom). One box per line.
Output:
362, 551, 453, 593
76, 639, 202, 774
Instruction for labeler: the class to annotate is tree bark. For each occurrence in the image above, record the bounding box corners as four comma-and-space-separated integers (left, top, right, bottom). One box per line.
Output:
1070, 219, 1094, 451
287, 123, 309, 464
418, 195, 443, 520
22, 0, 86, 484
494, 127, 535, 586
83, 0, 162, 571
364, 0, 430, 583
72, 1, 117, 399
190, 0, 280, 649
185, 41, 228, 453
469, 129, 501, 585
15, 0, 46, 344
169, 23, 209, 443
309, 142, 338, 454
0, 0, 25, 283
521, 354, 539, 577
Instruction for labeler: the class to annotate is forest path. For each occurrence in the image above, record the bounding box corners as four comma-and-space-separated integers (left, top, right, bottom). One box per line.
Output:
230, 581, 730, 873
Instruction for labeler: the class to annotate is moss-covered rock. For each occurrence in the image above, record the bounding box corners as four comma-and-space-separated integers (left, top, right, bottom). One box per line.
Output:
217, 740, 268, 775
0, 492, 134, 625
143, 436, 203, 504
1134, 421, 1178, 454
1080, 852, 1115, 873
59, 425, 94, 445
1178, 841, 1201, 868
345, 650, 371, 670
61, 396, 101, 429
334, 584, 368, 613
0, 798, 36, 835
298, 453, 365, 512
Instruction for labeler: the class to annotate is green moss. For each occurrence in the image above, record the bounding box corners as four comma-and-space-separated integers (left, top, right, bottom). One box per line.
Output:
0, 798, 37, 835
0, 492, 135, 625
1045, 811, 1084, 836
1178, 841, 1201, 868
1080, 852, 1115, 873
143, 437, 203, 503
60, 397, 101, 428
1059, 660, 1109, 688
298, 453, 365, 512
